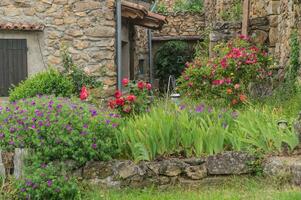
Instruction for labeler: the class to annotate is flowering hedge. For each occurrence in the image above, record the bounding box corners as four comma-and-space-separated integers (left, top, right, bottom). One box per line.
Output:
0, 96, 121, 164
177, 36, 273, 106
108, 79, 153, 115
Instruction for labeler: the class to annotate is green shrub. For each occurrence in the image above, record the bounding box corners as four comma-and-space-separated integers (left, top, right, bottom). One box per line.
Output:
154, 41, 193, 91
117, 102, 298, 161
9, 69, 74, 102
173, 0, 203, 13
0, 96, 120, 165
219, 0, 242, 21
17, 162, 80, 200
155, 2, 168, 14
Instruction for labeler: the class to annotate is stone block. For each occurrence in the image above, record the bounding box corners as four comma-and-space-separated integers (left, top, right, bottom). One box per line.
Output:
158, 160, 187, 177
268, 1, 280, 15
73, 1, 101, 12
184, 165, 207, 180
85, 26, 115, 38
115, 161, 143, 179
83, 161, 114, 179
269, 27, 278, 47
207, 152, 255, 175
13, 148, 28, 179
251, 30, 268, 45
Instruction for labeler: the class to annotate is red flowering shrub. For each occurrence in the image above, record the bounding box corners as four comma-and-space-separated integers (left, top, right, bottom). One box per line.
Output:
108, 79, 153, 115
177, 36, 273, 106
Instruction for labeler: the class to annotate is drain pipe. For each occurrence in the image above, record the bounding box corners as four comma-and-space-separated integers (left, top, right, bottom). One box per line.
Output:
116, 0, 122, 90
148, 1, 158, 84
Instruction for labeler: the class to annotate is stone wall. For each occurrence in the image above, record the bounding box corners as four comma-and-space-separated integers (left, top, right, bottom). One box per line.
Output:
0, 150, 256, 187
0, 0, 117, 96
77, 152, 255, 188
204, 0, 301, 68
133, 25, 150, 81
153, 13, 205, 37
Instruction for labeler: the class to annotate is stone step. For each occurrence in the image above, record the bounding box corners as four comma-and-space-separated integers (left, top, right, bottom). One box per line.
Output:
263, 156, 301, 185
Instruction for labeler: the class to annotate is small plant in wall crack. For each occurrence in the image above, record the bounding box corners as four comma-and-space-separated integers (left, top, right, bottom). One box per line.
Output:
61, 46, 103, 94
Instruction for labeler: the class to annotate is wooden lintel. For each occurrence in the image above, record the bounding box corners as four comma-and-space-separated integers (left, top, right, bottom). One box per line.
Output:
152, 35, 203, 41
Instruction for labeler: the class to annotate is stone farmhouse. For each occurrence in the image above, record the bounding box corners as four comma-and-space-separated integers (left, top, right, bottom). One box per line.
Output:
0, 0, 300, 97
0, 0, 167, 97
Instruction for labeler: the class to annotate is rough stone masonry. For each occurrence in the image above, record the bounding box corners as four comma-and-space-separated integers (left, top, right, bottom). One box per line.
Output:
0, 0, 117, 96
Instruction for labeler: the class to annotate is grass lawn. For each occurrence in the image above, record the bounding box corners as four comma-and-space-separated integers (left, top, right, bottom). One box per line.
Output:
84, 176, 301, 200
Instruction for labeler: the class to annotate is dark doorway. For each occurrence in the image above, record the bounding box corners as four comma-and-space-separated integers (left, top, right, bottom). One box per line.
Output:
0, 39, 28, 96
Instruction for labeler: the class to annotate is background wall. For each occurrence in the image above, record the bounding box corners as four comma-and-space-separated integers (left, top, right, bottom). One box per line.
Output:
155, 0, 301, 70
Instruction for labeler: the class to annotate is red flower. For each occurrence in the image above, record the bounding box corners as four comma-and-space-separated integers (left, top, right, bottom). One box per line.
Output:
212, 79, 224, 86
226, 88, 233, 94
137, 81, 145, 89
225, 78, 232, 84
114, 90, 122, 98
116, 98, 125, 106
80, 86, 89, 100
231, 99, 238, 105
239, 34, 250, 41
220, 58, 228, 69
250, 46, 259, 52
126, 94, 136, 102
108, 100, 116, 109
122, 78, 129, 86
146, 83, 152, 91
239, 94, 247, 102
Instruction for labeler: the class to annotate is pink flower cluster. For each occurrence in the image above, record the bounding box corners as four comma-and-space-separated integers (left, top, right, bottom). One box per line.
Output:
177, 35, 273, 106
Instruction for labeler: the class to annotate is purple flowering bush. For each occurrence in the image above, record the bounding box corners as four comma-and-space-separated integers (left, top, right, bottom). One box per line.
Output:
16, 162, 80, 200
0, 95, 121, 164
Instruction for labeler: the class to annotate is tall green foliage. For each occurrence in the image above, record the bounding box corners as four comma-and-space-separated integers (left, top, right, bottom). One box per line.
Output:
117, 103, 298, 161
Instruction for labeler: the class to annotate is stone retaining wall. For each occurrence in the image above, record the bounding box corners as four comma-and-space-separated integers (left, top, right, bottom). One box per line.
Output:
4, 149, 301, 188
1, 151, 255, 187
76, 151, 255, 188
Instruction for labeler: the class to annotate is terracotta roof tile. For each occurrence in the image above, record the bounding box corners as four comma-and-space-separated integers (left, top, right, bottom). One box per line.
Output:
121, 0, 167, 30
0, 22, 45, 31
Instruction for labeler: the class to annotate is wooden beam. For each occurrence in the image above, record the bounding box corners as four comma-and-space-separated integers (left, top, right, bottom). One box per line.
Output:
242, 0, 250, 36
152, 35, 203, 41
